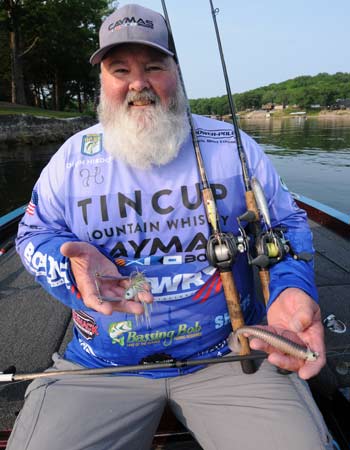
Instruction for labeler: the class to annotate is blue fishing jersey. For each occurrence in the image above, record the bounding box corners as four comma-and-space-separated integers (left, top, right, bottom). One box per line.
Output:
16, 115, 317, 377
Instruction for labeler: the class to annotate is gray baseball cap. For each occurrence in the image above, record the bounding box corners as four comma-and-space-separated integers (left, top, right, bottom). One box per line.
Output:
90, 4, 174, 65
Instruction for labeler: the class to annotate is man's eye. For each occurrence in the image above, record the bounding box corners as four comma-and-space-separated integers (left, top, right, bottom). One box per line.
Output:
114, 68, 128, 74
146, 65, 163, 72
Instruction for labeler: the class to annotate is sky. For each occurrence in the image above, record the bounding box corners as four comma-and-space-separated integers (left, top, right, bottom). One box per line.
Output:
116, 0, 350, 98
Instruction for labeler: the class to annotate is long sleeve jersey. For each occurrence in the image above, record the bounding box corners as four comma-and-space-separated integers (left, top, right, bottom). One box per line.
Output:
16, 115, 317, 377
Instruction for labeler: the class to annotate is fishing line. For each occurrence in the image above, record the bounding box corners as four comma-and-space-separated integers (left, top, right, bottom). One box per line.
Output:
207, 0, 278, 310
207, 0, 314, 305
208, 0, 254, 196
160, 0, 218, 233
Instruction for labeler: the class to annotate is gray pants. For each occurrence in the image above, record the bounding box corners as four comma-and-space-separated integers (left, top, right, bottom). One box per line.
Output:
7, 353, 332, 450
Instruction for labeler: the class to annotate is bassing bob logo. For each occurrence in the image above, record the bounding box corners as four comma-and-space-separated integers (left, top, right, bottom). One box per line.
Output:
108, 17, 154, 32
108, 321, 202, 347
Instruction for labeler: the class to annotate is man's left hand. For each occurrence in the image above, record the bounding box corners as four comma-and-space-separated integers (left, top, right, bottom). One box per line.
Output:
249, 288, 326, 379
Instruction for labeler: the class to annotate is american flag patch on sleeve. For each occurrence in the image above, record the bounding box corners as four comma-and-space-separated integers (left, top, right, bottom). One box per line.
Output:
26, 190, 38, 216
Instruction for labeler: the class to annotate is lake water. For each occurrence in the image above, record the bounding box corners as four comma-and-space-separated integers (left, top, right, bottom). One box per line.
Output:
1, 117, 349, 217
240, 116, 350, 214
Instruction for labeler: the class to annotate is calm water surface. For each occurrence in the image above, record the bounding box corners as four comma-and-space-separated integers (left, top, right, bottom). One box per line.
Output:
240, 117, 350, 214
1, 117, 349, 217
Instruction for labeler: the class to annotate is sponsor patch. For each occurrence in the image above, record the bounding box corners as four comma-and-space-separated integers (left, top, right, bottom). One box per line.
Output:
23, 242, 71, 289
109, 320, 133, 345
78, 337, 97, 356
108, 16, 153, 32
108, 321, 202, 347
73, 310, 99, 340
195, 128, 235, 143
81, 134, 102, 156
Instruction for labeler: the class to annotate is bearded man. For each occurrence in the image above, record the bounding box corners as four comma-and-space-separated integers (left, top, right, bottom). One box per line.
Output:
9, 4, 332, 450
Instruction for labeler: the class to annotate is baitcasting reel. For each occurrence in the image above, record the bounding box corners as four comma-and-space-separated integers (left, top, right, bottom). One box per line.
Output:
251, 228, 312, 269
251, 229, 288, 268
238, 211, 312, 269
206, 231, 246, 271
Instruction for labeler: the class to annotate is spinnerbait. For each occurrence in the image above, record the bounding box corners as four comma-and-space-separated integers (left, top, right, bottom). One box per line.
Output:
95, 271, 153, 325
94, 272, 150, 301
124, 271, 153, 326
229, 326, 319, 362
124, 271, 150, 301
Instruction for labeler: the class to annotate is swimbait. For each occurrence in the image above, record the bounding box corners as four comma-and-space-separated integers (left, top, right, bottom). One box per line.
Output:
251, 177, 272, 229
229, 326, 319, 361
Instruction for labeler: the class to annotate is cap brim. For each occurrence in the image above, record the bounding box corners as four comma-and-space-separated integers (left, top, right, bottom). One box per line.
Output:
90, 41, 174, 65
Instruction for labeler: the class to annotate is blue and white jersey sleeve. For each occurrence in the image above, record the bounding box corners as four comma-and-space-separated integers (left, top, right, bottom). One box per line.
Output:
16, 135, 88, 310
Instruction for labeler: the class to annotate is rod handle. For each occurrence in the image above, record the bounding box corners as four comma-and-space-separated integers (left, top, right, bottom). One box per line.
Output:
259, 269, 270, 306
220, 271, 256, 374
202, 187, 219, 233
245, 191, 259, 221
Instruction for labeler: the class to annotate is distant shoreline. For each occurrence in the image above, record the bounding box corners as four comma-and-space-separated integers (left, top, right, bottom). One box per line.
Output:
0, 114, 96, 148
314, 111, 350, 119
236, 110, 350, 120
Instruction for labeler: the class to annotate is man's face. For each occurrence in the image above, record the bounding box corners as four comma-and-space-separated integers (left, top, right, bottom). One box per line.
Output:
98, 43, 189, 169
101, 44, 178, 111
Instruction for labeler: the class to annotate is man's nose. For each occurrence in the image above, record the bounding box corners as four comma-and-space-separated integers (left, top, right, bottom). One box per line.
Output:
128, 72, 150, 92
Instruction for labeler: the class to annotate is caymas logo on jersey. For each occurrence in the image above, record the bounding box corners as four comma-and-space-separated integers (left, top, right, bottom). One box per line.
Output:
81, 134, 102, 156
108, 320, 202, 347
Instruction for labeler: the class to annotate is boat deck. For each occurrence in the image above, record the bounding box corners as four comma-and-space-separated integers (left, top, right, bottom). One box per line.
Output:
0, 220, 349, 449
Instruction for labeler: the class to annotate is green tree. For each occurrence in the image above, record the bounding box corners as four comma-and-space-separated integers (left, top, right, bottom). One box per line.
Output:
1, 0, 28, 104
189, 72, 350, 114
0, 0, 110, 110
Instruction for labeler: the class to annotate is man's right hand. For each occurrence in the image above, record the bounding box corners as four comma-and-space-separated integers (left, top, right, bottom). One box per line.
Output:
60, 241, 153, 315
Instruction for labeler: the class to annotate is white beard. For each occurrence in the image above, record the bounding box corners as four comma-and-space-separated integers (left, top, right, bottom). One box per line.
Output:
97, 81, 190, 170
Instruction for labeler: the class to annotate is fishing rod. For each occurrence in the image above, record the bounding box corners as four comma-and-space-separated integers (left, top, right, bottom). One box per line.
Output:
208, 0, 307, 305
208, 0, 270, 304
160, 0, 255, 374
1, 347, 348, 383
0, 352, 266, 383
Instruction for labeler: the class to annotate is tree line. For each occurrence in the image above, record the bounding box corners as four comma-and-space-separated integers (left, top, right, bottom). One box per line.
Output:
0, 0, 115, 112
1, 3, 349, 115
189, 72, 350, 116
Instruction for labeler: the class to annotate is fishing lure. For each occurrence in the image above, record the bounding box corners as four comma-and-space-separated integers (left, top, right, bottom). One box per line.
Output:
95, 271, 150, 301
124, 271, 151, 301
94, 271, 153, 326
126, 271, 153, 326
229, 326, 319, 362
251, 177, 272, 229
